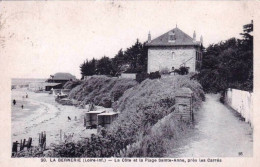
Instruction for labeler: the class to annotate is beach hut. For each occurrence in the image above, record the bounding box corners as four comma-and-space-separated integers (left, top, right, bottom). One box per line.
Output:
97, 112, 118, 128
84, 110, 105, 129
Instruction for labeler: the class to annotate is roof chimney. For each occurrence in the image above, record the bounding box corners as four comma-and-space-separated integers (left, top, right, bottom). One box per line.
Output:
200, 35, 203, 45
193, 31, 196, 42
148, 31, 151, 43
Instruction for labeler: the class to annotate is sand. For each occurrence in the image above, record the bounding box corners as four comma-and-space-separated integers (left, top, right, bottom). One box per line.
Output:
11, 88, 96, 147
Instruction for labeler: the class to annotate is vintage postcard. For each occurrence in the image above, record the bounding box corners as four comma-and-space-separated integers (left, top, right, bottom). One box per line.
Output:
0, 1, 259, 167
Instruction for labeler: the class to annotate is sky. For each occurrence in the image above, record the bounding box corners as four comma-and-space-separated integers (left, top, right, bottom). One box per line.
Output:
0, 1, 255, 79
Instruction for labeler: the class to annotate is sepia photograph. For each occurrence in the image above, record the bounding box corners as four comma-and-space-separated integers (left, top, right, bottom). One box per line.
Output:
0, 1, 257, 164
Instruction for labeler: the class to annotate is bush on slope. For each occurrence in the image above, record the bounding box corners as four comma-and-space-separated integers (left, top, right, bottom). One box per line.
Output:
104, 75, 204, 157
68, 76, 138, 108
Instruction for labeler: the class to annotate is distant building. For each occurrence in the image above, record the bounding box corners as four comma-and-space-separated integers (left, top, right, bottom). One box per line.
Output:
46, 72, 76, 86
146, 27, 203, 73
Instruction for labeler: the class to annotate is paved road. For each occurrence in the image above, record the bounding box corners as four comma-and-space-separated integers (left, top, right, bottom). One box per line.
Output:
170, 94, 253, 157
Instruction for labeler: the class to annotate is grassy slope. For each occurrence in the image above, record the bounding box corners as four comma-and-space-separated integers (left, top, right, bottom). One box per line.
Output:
63, 80, 82, 90
106, 75, 204, 157
68, 76, 138, 108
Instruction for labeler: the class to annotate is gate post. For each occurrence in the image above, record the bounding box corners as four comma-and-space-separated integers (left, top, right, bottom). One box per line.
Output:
174, 88, 193, 122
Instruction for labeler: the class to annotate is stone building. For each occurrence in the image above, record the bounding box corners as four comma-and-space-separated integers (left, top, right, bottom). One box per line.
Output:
146, 26, 203, 73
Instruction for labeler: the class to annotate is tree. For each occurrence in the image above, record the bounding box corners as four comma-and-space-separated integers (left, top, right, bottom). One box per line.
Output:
240, 20, 253, 51
198, 21, 253, 93
112, 49, 127, 76
96, 56, 113, 75
80, 58, 97, 79
124, 39, 147, 73
80, 39, 148, 78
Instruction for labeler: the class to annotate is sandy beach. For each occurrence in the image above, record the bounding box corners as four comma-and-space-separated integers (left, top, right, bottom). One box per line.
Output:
11, 88, 96, 147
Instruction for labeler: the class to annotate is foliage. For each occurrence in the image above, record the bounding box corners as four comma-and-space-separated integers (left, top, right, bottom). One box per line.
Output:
96, 56, 113, 75
106, 75, 204, 157
68, 76, 138, 108
136, 71, 161, 83
198, 21, 253, 93
63, 80, 82, 89
136, 72, 149, 83
148, 71, 161, 79
174, 66, 189, 75
160, 68, 171, 75
80, 58, 96, 78
80, 39, 148, 78
122, 112, 191, 157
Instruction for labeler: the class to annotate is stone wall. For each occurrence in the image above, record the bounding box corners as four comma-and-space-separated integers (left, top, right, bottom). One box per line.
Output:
148, 46, 200, 73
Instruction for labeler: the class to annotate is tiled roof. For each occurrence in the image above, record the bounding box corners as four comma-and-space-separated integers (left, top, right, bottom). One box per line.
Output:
52, 73, 76, 80
146, 27, 200, 46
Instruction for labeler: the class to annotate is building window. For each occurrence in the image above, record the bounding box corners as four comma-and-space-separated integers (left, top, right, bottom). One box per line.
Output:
168, 32, 176, 42
169, 35, 175, 41
172, 51, 175, 59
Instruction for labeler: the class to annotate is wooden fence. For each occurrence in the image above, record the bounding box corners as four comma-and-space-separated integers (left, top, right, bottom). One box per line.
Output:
12, 131, 47, 156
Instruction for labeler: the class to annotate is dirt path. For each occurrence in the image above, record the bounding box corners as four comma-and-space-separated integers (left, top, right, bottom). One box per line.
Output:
169, 94, 253, 157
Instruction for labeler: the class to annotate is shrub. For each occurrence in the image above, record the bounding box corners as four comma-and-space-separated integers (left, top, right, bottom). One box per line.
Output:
173, 67, 189, 75
160, 68, 170, 75
119, 111, 192, 157
99, 96, 112, 108
220, 90, 226, 104
149, 71, 161, 79
108, 75, 204, 156
63, 80, 82, 89
136, 72, 149, 83
68, 76, 138, 108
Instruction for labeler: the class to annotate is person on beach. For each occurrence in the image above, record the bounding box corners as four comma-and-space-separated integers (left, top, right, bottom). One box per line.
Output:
13, 99, 16, 106
26, 93, 28, 98
21, 105, 24, 109
68, 116, 71, 121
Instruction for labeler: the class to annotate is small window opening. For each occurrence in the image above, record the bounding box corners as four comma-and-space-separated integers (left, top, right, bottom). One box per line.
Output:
169, 32, 176, 42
